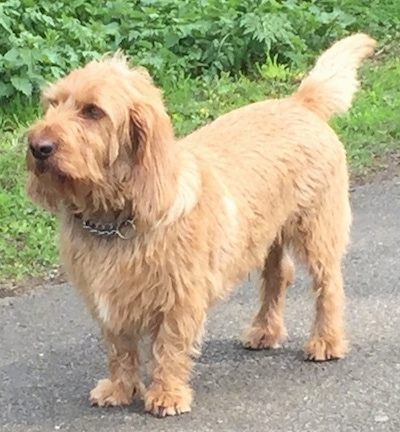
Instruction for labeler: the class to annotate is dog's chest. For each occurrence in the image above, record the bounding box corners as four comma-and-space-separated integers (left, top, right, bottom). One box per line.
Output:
68, 257, 161, 334
93, 291, 112, 324
59, 225, 175, 333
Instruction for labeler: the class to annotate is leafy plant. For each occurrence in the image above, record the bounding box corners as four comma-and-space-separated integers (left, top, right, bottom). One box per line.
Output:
0, 0, 398, 105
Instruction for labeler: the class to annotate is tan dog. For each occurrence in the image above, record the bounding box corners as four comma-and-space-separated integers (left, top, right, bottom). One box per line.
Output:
26, 34, 376, 416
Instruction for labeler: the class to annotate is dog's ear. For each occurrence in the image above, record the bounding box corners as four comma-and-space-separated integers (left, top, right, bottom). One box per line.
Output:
127, 77, 174, 170
128, 106, 147, 166
108, 143, 119, 167
125, 70, 178, 224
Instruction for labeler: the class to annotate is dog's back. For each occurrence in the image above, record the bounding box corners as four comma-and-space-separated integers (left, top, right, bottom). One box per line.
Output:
181, 33, 376, 214
183, 33, 376, 162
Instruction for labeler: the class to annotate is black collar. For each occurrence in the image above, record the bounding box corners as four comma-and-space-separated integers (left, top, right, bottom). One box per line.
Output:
74, 214, 136, 240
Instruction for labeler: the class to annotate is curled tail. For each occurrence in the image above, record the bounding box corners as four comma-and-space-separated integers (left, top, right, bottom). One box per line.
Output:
292, 33, 377, 121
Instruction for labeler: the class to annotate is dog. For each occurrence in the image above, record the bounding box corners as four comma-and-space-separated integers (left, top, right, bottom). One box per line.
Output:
25, 33, 376, 417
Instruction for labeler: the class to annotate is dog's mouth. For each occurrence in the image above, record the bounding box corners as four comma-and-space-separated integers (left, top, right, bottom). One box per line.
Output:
41, 166, 70, 186
34, 159, 47, 174
26, 147, 60, 175
27, 152, 53, 175
27, 152, 70, 186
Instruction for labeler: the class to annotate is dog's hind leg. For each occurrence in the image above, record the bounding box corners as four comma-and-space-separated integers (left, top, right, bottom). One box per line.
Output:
294, 188, 351, 361
241, 235, 294, 349
90, 330, 144, 407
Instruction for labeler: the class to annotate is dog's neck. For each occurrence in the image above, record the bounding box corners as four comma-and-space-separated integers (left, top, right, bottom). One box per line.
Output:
73, 211, 137, 239
66, 147, 202, 236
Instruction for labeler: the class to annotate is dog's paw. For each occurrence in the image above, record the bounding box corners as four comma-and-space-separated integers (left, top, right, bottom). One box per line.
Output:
304, 336, 347, 361
144, 384, 192, 417
90, 378, 143, 407
241, 325, 286, 350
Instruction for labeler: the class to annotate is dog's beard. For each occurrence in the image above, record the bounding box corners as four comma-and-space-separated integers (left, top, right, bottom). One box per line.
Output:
28, 155, 70, 187
27, 152, 77, 202
31, 163, 132, 217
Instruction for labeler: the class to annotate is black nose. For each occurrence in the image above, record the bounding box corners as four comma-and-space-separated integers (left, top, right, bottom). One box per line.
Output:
29, 140, 56, 161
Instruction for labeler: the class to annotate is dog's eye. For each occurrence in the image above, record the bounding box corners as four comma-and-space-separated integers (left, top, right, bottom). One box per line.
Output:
81, 104, 104, 120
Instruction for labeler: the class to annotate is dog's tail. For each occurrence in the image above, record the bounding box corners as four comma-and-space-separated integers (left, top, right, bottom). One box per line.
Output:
292, 33, 377, 121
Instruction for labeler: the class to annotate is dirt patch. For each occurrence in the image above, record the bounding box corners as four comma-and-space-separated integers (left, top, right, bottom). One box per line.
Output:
349, 151, 400, 189
0, 268, 67, 299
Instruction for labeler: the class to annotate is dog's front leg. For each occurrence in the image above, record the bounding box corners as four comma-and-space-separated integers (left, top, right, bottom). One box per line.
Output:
90, 329, 144, 407
145, 306, 205, 417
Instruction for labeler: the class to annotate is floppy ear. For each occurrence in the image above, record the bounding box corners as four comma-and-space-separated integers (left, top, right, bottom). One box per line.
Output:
126, 80, 179, 224
128, 104, 147, 166
123, 67, 172, 163
129, 104, 174, 165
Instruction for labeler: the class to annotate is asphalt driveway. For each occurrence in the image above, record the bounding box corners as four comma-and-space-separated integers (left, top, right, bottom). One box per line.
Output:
1, 178, 399, 432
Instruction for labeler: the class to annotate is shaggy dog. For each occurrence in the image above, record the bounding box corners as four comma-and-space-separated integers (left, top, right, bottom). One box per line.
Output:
26, 34, 376, 416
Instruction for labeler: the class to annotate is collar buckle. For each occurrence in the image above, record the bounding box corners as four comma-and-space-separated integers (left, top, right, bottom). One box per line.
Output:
115, 219, 136, 240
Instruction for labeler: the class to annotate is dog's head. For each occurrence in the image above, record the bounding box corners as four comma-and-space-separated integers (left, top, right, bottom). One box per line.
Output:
26, 54, 177, 221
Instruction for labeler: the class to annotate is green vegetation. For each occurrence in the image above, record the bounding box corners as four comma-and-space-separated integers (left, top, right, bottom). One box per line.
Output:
1, 0, 399, 285
1, 0, 399, 103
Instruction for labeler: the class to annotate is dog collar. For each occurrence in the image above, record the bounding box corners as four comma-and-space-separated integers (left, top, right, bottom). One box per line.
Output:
74, 215, 136, 240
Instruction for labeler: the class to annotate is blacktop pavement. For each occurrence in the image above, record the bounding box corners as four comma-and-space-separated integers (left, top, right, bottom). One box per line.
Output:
1, 178, 399, 432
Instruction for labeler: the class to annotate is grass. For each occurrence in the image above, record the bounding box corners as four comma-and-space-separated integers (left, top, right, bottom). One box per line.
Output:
1, 42, 400, 286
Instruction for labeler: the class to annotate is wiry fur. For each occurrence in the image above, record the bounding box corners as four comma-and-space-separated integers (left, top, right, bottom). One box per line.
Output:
26, 34, 376, 416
